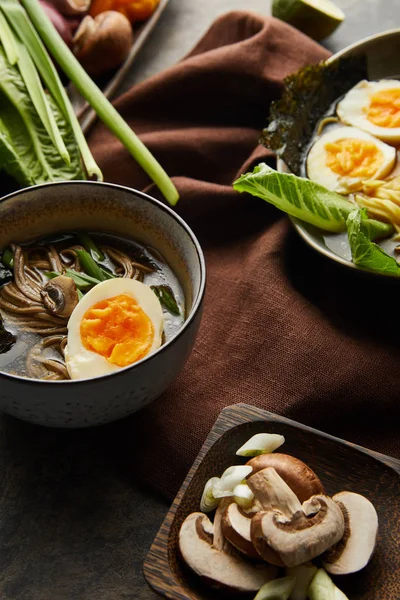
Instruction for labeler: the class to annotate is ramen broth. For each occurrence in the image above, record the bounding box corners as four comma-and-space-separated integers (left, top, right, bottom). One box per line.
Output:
0, 233, 185, 380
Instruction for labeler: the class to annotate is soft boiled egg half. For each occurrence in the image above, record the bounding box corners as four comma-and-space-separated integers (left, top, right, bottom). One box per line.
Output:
65, 279, 164, 380
306, 126, 396, 194
337, 80, 400, 143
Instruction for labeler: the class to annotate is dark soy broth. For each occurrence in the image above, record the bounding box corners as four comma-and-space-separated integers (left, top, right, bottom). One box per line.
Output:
0, 233, 185, 380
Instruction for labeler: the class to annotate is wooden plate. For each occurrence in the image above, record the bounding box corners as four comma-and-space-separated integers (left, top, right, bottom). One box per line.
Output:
69, 0, 171, 134
143, 404, 400, 599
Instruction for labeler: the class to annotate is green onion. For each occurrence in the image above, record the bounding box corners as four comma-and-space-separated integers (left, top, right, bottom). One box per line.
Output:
0, 10, 18, 65
78, 233, 105, 262
151, 285, 180, 315
77, 289, 84, 301
45, 269, 99, 290
1, 248, 14, 269
76, 249, 107, 282
14, 37, 69, 163
2, 0, 102, 180
20, 0, 179, 206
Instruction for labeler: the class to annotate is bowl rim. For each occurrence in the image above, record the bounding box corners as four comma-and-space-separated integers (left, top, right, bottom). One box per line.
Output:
0, 180, 206, 385
279, 28, 400, 276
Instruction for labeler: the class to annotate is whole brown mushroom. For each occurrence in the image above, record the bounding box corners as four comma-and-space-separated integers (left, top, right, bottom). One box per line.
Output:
246, 454, 325, 502
73, 12, 133, 77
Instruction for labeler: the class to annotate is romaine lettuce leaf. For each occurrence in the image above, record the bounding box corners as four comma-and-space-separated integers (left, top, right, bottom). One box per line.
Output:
0, 46, 84, 186
347, 208, 400, 276
233, 163, 357, 233
233, 163, 393, 238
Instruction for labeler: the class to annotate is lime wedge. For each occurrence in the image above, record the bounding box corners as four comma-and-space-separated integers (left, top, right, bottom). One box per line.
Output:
272, 0, 345, 41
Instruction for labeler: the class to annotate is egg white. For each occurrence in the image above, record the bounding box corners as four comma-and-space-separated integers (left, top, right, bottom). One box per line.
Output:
306, 126, 396, 194
65, 279, 164, 380
337, 80, 400, 143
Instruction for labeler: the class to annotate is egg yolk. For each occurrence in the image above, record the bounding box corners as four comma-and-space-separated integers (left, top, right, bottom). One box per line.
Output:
80, 294, 154, 367
325, 138, 383, 179
366, 89, 400, 128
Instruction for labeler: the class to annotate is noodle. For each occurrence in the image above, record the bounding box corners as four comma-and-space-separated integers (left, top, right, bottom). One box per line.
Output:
0, 236, 155, 381
355, 176, 400, 231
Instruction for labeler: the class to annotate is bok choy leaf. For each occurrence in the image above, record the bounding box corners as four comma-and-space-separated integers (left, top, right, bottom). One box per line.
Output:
234, 163, 394, 238
347, 208, 400, 276
0, 46, 85, 185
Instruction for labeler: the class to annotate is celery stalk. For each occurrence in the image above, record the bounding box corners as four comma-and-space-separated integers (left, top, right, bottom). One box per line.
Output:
2, 0, 102, 181
20, 0, 179, 205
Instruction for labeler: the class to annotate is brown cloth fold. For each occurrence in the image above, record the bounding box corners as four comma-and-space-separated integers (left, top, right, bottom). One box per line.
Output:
89, 12, 400, 501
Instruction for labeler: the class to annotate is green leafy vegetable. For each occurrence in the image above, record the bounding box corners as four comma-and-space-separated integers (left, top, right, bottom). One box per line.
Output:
2, 0, 102, 181
0, 46, 85, 185
20, 0, 179, 205
347, 208, 400, 276
151, 285, 180, 315
234, 164, 394, 237
261, 55, 368, 175
1, 247, 13, 269
234, 163, 358, 233
78, 233, 105, 263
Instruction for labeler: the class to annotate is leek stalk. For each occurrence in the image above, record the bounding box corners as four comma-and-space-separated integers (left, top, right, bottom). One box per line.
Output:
21, 0, 179, 205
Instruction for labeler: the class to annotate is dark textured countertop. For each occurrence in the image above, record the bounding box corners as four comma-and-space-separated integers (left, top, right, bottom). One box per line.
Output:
0, 1, 398, 599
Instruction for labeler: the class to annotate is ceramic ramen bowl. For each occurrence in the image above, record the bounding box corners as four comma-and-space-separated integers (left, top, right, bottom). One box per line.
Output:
0, 181, 206, 428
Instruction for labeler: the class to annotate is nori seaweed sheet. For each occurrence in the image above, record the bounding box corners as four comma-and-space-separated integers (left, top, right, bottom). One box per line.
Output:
260, 55, 368, 175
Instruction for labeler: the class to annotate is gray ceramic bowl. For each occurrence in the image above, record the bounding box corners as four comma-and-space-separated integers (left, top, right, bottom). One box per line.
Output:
0, 181, 206, 428
278, 29, 400, 276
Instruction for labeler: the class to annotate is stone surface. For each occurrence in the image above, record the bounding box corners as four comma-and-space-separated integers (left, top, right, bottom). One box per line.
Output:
0, 1, 398, 599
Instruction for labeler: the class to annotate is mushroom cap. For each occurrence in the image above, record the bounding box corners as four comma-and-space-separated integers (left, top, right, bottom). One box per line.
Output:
221, 503, 260, 559
179, 512, 277, 593
251, 495, 345, 568
246, 454, 324, 502
322, 491, 379, 575
41, 275, 79, 318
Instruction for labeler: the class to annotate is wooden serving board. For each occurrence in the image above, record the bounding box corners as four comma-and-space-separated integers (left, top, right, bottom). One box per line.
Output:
144, 403, 400, 600
70, 0, 170, 134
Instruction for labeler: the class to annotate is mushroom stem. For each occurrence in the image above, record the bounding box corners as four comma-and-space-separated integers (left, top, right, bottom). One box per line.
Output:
247, 468, 303, 517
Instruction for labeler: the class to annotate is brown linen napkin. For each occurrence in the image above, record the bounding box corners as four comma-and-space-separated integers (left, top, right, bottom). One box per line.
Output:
89, 12, 400, 500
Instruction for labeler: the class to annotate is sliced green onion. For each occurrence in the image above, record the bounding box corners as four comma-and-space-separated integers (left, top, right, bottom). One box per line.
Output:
76, 249, 107, 281
233, 483, 255, 510
151, 285, 180, 315
45, 269, 99, 290
236, 433, 285, 457
20, 0, 179, 205
253, 576, 296, 600
77, 233, 105, 262
3, 0, 102, 180
1, 248, 14, 269
308, 569, 337, 600
200, 477, 221, 513
213, 465, 253, 498
0, 10, 18, 65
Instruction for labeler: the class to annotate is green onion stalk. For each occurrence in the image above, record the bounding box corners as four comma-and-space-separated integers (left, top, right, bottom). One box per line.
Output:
20, 0, 179, 206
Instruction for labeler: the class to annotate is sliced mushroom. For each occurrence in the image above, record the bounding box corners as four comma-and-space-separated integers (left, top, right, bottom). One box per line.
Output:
221, 502, 260, 559
178, 511, 277, 593
249, 468, 345, 567
246, 454, 325, 502
322, 491, 379, 575
41, 275, 79, 318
